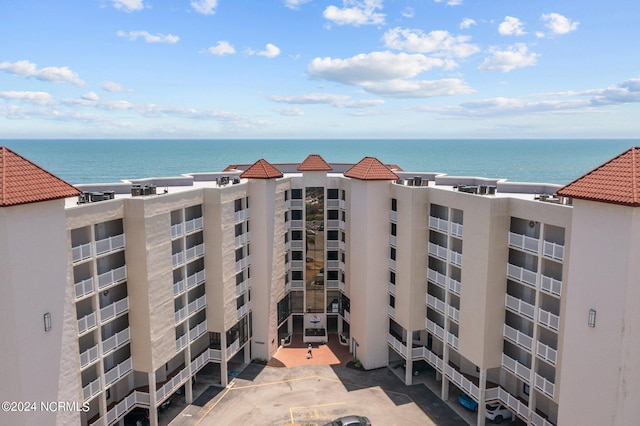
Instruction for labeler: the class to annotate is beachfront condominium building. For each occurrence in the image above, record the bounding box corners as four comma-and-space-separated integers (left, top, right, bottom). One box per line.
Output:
1, 146, 639, 426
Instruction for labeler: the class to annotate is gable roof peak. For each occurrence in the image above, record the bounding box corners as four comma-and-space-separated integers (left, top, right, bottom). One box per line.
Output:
239, 158, 283, 180
344, 156, 399, 181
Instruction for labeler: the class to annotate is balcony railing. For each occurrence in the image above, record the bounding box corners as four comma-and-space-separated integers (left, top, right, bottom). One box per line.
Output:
236, 279, 249, 296
508, 232, 539, 254
388, 282, 396, 295
505, 294, 535, 319
448, 277, 461, 295
176, 334, 188, 352
503, 324, 533, 352
425, 318, 445, 340
502, 353, 531, 383
327, 219, 341, 229
389, 235, 397, 246
428, 242, 448, 261
387, 333, 408, 358
540, 275, 562, 297
80, 344, 99, 369
72, 242, 92, 263
536, 341, 557, 365
412, 346, 444, 373
538, 308, 560, 331
427, 294, 446, 315
531, 411, 556, 426
156, 366, 190, 403
97, 265, 127, 289
449, 250, 462, 267
100, 297, 129, 323
506, 263, 537, 288
234, 232, 250, 248
74, 277, 94, 299
444, 364, 479, 400
208, 347, 222, 362
388, 305, 395, 318
82, 377, 102, 402
446, 332, 458, 349
186, 269, 206, 290
288, 199, 303, 209
237, 302, 250, 320
429, 216, 449, 233
543, 241, 564, 262
226, 338, 240, 359
326, 280, 340, 289
234, 209, 250, 223
235, 256, 250, 272
450, 222, 463, 238
535, 373, 555, 398
389, 210, 397, 222
485, 386, 531, 422
185, 243, 205, 262
188, 295, 207, 316
105, 391, 150, 425
388, 258, 396, 271
184, 216, 204, 234
172, 251, 184, 268
173, 279, 186, 297
78, 312, 97, 335
171, 223, 183, 239
104, 357, 132, 386
447, 305, 460, 323
189, 320, 208, 342
290, 280, 304, 290
291, 260, 305, 269
102, 327, 131, 355
175, 306, 187, 324
95, 233, 125, 256
427, 268, 447, 288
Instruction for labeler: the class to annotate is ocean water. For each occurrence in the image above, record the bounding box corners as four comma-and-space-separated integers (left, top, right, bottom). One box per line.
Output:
2, 139, 637, 185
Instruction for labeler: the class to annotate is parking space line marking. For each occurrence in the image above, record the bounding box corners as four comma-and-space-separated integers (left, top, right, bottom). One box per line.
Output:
289, 402, 346, 424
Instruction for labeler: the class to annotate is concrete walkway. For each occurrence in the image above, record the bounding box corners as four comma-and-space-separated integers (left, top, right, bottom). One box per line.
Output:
269, 332, 352, 367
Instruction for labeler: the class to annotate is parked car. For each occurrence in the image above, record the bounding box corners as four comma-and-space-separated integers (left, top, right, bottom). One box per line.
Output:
458, 393, 478, 411
124, 407, 149, 426
324, 415, 371, 426
485, 402, 514, 424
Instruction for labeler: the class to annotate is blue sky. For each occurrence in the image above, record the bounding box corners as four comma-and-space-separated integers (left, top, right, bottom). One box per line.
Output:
1, 0, 639, 139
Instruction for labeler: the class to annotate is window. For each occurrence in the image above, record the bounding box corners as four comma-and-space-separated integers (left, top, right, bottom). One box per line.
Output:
389, 271, 396, 284
235, 223, 243, 237
234, 198, 243, 212
235, 248, 244, 262
327, 210, 339, 220
327, 251, 339, 260
327, 188, 339, 199
328, 270, 339, 280
341, 190, 346, 201
292, 270, 303, 280
327, 230, 339, 240
292, 251, 303, 261
390, 222, 396, 236
291, 210, 303, 220
284, 190, 289, 201
291, 188, 302, 199
284, 211, 289, 222
341, 252, 345, 262
341, 211, 346, 222
277, 294, 291, 325
245, 197, 249, 209
236, 272, 244, 286
390, 247, 396, 261
391, 198, 397, 211
389, 295, 395, 308
292, 230, 303, 240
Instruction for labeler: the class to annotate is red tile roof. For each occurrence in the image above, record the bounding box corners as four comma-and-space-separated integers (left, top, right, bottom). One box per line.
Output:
297, 154, 333, 171
0, 146, 81, 207
240, 158, 284, 179
344, 157, 399, 181
557, 147, 640, 207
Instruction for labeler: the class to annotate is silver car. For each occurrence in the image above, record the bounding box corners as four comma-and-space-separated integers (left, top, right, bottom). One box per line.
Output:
324, 415, 372, 426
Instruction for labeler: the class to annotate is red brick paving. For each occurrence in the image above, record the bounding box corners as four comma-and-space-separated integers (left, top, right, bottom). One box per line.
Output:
269, 333, 352, 368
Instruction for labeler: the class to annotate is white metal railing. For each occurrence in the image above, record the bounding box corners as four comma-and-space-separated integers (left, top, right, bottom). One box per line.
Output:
326, 199, 340, 208
186, 269, 206, 289
289, 199, 303, 208
502, 353, 531, 382
209, 347, 222, 361
82, 377, 102, 402
78, 312, 97, 335
156, 366, 190, 403
80, 344, 99, 369
234, 209, 250, 223
425, 318, 445, 340
503, 324, 533, 352
389, 235, 397, 246
176, 334, 188, 352
188, 295, 207, 315
104, 357, 132, 386
531, 411, 556, 426
189, 320, 208, 342
171, 223, 183, 239
339, 281, 345, 292
327, 219, 340, 229
185, 243, 205, 262
172, 251, 184, 268
175, 306, 187, 324
74, 277, 94, 299
237, 302, 250, 320
535, 373, 555, 398
326, 240, 340, 249
289, 220, 303, 229
292, 260, 305, 269
388, 282, 396, 295
290, 280, 304, 289
388, 305, 395, 318
389, 258, 396, 271
485, 386, 530, 421
290, 240, 304, 249
344, 310, 350, 322
447, 305, 460, 323
448, 277, 461, 295
429, 216, 449, 233
508, 232, 540, 254
105, 391, 151, 425
505, 294, 536, 319
236, 256, 250, 272
326, 280, 340, 289
427, 268, 447, 288
95, 233, 125, 256
173, 279, 186, 297
236, 280, 249, 296
446, 332, 458, 349
390, 210, 397, 222
445, 364, 480, 400
538, 308, 560, 331
100, 297, 129, 323
428, 242, 448, 260
449, 250, 462, 266
102, 327, 130, 355
387, 333, 408, 358
72, 242, 92, 263
234, 232, 250, 248
97, 265, 127, 289
427, 294, 446, 314
450, 222, 463, 238
543, 241, 564, 262
226, 338, 240, 359
540, 275, 562, 297
184, 216, 204, 234
536, 341, 557, 365
506, 263, 538, 288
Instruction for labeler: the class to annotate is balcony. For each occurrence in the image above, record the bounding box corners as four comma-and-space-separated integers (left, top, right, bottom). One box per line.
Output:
327, 219, 341, 229
412, 346, 444, 373
100, 297, 129, 324
156, 365, 190, 404
449, 250, 462, 267
505, 294, 535, 320
448, 277, 461, 295
428, 242, 448, 261
389, 210, 397, 222
234, 209, 250, 223
387, 333, 408, 358
540, 275, 562, 297
429, 216, 449, 233
290, 240, 304, 249
173, 279, 186, 297
508, 232, 540, 254
176, 334, 188, 352
531, 412, 556, 426
503, 324, 533, 352
78, 312, 97, 335
538, 308, 560, 331
188, 295, 207, 316
185, 243, 205, 262
189, 320, 208, 342
427, 268, 447, 288
388, 258, 396, 271
171, 223, 183, 239
485, 386, 531, 422
291, 260, 305, 269
446, 332, 458, 350
226, 338, 241, 359
80, 344, 99, 369
543, 241, 564, 262
237, 302, 251, 320
184, 216, 204, 234
172, 251, 184, 268
102, 327, 131, 356
444, 364, 480, 400
82, 377, 101, 402
425, 318, 445, 340
502, 353, 531, 383
97, 265, 127, 289
326, 240, 341, 250
327, 280, 340, 289
450, 222, 463, 238
426, 294, 446, 315
175, 306, 187, 324
72, 242, 92, 263
535, 373, 555, 398
104, 357, 133, 386
235, 256, 250, 272
389, 235, 397, 246
536, 341, 557, 365
327, 199, 345, 209
388, 282, 396, 295
236, 279, 249, 296
447, 305, 459, 323
75, 277, 95, 299
105, 391, 150, 425
234, 232, 250, 248
507, 263, 537, 288
290, 280, 304, 290
95, 233, 125, 256
186, 269, 206, 290
289, 220, 303, 229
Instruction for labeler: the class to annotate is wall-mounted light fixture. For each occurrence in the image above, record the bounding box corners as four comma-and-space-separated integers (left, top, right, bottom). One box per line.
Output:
588, 309, 597, 328
44, 312, 52, 332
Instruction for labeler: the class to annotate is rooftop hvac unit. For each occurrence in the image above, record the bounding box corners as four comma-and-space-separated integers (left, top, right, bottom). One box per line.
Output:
414, 176, 422, 186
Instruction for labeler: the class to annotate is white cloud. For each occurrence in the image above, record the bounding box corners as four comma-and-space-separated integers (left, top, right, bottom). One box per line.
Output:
276, 107, 305, 116
0, 60, 86, 86
112, 0, 144, 12
191, 0, 218, 15
102, 81, 129, 92
82, 92, 100, 101
0, 91, 55, 106
382, 27, 480, 59
361, 79, 473, 98
434, 0, 462, 6
270, 93, 384, 108
323, 0, 385, 26
257, 43, 281, 58
208, 41, 236, 56
459, 18, 476, 30
588, 78, 640, 105
498, 16, 526, 36
402, 7, 414, 18
284, 0, 311, 10
541, 13, 579, 36
117, 30, 179, 44
478, 44, 539, 72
